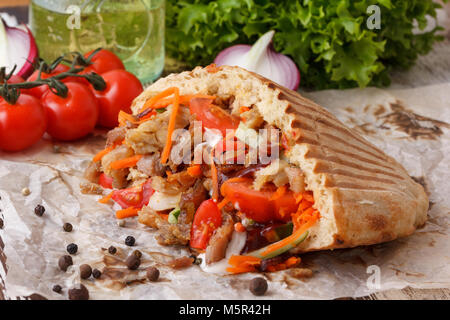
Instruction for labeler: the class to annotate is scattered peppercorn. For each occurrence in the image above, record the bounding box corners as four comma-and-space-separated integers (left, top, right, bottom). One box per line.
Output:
133, 250, 142, 259
66, 243, 78, 255
0, 218, 3, 229
249, 277, 268, 296
146, 267, 160, 282
125, 236, 135, 247
63, 223, 73, 232
68, 284, 89, 300
52, 285, 62, 294
125, 254, 141, 270
80, 264, 92, 279
34, 204, 45, 217
108, 246, 117, 255
58, 255, 73, 272
92, 269, 102, 279
21, 187, 31, 196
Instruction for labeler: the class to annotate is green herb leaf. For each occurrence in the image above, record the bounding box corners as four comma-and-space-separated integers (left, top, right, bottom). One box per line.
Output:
166, 0, 446, 89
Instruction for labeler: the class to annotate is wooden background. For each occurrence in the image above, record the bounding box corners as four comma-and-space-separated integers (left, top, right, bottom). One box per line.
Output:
0, 0, 449, 301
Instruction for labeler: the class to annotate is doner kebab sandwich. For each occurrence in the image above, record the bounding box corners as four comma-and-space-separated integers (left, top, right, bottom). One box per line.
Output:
83, 65, 428, 274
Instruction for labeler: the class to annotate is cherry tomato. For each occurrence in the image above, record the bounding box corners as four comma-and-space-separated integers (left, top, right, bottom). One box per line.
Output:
111, 179, 154, 209
41, 82, 99, 141
6, 75, 25, 84
189, 98, 239, 136
83, 49, 125, 75
99, 173, 113, 189
93, 70, 143, 128
220, 178, 296, 223
0, 94, 47, 152
26, 64, 70, 99
190, 199, 222, 250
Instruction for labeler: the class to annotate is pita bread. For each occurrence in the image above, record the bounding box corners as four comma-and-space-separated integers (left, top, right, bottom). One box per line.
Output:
130, 65, 428, 252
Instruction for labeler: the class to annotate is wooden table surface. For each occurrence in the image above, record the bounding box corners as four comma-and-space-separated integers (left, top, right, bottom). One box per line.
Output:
0, 1, 449, 301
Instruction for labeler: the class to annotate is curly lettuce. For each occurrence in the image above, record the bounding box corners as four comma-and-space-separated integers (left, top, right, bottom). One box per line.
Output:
166, 0, 446, 89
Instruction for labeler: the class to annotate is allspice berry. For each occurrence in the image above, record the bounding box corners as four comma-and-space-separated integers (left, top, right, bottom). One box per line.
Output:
249, 277, 268, 296
68, 284, 89, 300
146, 267, 160, 282
80, 264, 92, 279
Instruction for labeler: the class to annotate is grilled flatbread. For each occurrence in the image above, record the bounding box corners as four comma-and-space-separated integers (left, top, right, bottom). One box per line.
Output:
129, 65, 427, 252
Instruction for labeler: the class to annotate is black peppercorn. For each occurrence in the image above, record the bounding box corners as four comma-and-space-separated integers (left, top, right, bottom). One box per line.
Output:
34, 204, 45, 217
58, 255, 73, 272
146, 267, 160, 282
52, 285, 62, 293
63, 223, 73, 232
125, 254, 141, 270
80, 264, 92, 279
68, 284, 89, 300
0, 218, 3, 229
92, 269, 102, 279
249, 277, 268, 296
66, 243, 78, 255
108, 246, 117, 255
125, 236, 135, 247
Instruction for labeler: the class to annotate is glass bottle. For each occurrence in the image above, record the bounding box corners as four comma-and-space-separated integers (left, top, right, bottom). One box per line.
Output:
29, 0, 165, 84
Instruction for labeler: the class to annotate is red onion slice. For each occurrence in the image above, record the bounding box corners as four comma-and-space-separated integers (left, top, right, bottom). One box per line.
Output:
0, 18, 39, 79
214, 31, 300, 91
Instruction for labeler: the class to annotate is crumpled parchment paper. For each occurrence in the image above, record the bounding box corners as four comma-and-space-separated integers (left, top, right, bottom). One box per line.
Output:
1, 80, 449, 300
1, 3, 450, 297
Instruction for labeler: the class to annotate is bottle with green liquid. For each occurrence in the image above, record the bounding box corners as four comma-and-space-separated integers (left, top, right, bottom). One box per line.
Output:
30, 0, 165, 84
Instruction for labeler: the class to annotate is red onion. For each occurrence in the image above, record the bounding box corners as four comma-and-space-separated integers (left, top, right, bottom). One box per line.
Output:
214, 31, 300, 91
0, 18, 39, 79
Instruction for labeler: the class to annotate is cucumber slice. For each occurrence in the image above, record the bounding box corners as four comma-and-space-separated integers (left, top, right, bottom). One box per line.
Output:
247, 230, 309, 259
168, 207, 181, 224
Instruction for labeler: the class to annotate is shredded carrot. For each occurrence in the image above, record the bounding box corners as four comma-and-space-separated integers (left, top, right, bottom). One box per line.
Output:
270, 185, 287, 201
285, 256, 301, 267
187, 164, 202, 177
226, 265, 257, 274
262, 211, 320, 257
118, 111, 138, 127
160, 88, 180, 164
239, 106, 250, 114
98, 192, 113, 204
166, 170, 172, 177
217, 197, 230, 210
93, 146, 114, 162
234, 222, 246, 233
295, 193, 303, 204
205, 64, 221, 73
139, 87, 179, 113
229, 255, 261, 266
116, 207, 139, 219
110, 155, 143, 170
303, 192, 314, 203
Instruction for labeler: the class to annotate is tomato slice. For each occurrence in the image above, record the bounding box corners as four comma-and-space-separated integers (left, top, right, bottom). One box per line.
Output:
189, 98, 239, 136
190, 199, 222, 250
98, 173, 113, 189
220, 178, 296, 223
111, 179, 154, 209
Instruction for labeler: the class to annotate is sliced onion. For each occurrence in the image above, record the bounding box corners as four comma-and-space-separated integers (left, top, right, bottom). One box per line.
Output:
214, 30, 300, 91
0, 18, 38, 79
